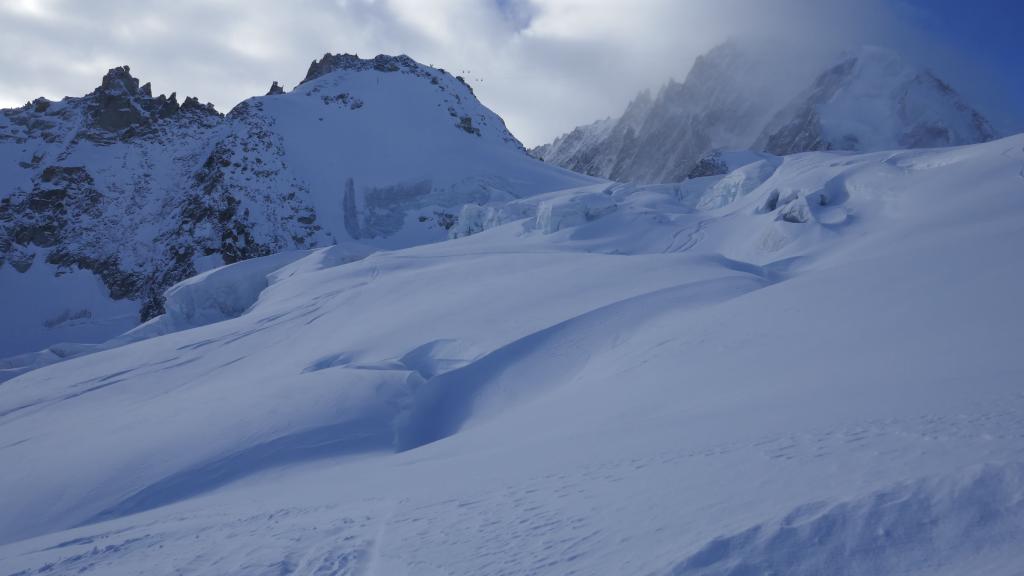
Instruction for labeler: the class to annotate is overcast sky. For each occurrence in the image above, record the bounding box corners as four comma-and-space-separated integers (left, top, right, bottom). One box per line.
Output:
1, 0, 1020, 146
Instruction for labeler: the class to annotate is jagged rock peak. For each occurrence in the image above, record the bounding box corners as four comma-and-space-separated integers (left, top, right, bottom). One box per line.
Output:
266, 81, 285, 96
29, 97, 51, 113
94, 65, 141, 96
75, 66, 221, 132
302, 53, 421, 83
180, 95, 208, 111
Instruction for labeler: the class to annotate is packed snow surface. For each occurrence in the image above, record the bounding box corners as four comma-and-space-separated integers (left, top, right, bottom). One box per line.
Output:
1, 135, 1024, 574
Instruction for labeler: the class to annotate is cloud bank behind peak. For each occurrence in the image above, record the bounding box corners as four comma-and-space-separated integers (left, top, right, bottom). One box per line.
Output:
0, 0, 1018, 147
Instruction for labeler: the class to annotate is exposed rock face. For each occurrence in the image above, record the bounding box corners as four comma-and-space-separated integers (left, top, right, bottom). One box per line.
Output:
756, 47, 996, 155
686, 150, 731, 179
0, 67, 227, 320
266, 81, 285, 96
302, 53, 422, 83
83, 66, 218, 135
0, 64, 362, 321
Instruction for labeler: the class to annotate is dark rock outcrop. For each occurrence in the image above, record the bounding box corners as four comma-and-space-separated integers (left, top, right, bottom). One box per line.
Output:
83, 66, 220, 135
302, 53, 422, 84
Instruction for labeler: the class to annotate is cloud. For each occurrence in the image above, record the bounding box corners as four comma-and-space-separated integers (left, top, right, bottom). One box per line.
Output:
0, 0, 1015, 146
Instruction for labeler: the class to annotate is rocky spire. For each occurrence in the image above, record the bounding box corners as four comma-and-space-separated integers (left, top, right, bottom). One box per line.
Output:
303, 53, 362, 83
95, 66, 141, 96
266, 81, 285, 96
81, 66, 219, 133
88, 66, 145, 131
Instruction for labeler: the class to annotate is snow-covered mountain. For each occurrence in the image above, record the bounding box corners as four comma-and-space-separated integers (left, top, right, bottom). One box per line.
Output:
0, 54, 595, 359
756, 46, 996, 154
531, 42, 792, 183
1, 134, 1022, 574
534, 44, 997, 182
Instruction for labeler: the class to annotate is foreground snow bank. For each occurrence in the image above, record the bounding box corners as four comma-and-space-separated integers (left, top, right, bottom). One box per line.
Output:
1, 245, 375, 381
124, 245, 374, 341
128, 251, 314, 339
0, 258, 138, 362
536, 189, 618, 234
672, 463, 1024, 576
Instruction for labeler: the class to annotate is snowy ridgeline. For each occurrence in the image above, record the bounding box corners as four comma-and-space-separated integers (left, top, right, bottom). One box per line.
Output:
0, 135, 1023, 574
533, 44, 997, 184
0, 54, 596, 362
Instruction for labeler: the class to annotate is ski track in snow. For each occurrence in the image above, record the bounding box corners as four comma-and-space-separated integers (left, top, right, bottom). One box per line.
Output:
997, 144, 1024, 180
663, 218, 711, 253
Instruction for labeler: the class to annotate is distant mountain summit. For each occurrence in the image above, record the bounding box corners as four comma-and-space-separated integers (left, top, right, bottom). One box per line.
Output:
532, 42, 789, 183
756, 46, 996, 154
534, 44, 997, 183
0, 54, 594, 358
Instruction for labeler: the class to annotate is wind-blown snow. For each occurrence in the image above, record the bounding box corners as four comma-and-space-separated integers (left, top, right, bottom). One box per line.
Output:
1, 135, 1023, 574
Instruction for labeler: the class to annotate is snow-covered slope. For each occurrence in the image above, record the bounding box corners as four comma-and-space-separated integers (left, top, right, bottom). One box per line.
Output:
756, 46, 996, 154
1, 134, 1022, 574
0, 55, 596, 360
535, 44, 996, 183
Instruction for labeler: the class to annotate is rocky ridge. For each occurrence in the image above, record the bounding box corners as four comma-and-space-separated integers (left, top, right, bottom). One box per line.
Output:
0, 54, 590, 358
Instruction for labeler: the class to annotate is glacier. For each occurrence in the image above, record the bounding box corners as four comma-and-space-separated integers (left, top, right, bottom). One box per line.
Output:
1, 132, 1023, 574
